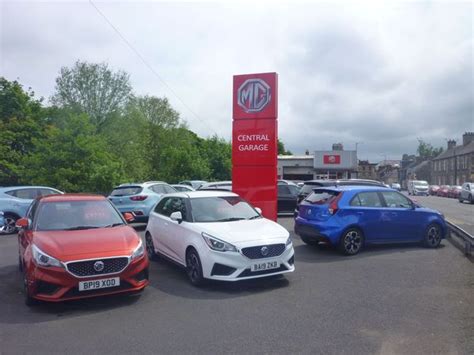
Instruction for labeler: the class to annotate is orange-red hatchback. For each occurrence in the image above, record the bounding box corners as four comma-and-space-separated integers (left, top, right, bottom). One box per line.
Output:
17, 194, 149, 305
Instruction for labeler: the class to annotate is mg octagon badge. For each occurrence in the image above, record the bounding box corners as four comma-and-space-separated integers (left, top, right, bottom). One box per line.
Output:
233, 72, 278, 120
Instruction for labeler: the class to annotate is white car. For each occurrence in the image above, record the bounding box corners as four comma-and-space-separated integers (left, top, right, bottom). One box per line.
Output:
145, 191, 295, 285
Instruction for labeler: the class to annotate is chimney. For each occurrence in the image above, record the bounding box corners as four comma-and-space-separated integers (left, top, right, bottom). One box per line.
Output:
447, 139, 456, 150
462, 132, 474, 146
305, 149, 309, 155
332, 143, 343, 151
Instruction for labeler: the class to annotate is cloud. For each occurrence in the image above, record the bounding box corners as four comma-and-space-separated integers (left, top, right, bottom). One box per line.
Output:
1, 0, 472, 162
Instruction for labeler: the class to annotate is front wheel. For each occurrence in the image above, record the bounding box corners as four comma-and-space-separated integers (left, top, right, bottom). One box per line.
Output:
186, 249, 205, 286
145, 233, 159, 261
423, 224, 442, 248
339, 228, 364, 256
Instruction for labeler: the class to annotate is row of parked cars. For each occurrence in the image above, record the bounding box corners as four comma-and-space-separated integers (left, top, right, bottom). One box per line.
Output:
428, 183, 474, 203
2, 178, 450, 306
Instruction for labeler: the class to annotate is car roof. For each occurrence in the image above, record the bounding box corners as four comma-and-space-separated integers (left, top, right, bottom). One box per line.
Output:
0, 186, 61, 192
304, 179, 384, 185
163, 190, 238, 198
312, 185, 393, 192
39, 194, 106, 202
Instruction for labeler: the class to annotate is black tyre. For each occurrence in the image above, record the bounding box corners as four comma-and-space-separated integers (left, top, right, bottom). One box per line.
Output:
339, 228, 364, 256
423, 223, 442, 248
469, 195, 473, 204
300, 235, 319, 246
145, 233, 159, 261
186, 248, 205, 286
0, 213, 18, 235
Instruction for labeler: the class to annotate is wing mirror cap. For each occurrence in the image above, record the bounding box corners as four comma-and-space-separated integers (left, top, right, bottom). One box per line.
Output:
123, 212, 135, 223
170, 211, 183, 223
255, 207, 262, 214
16, 217, 30, 229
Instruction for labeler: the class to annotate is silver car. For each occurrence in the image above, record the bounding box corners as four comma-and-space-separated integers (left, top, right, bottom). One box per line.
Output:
459, 182, 474, 204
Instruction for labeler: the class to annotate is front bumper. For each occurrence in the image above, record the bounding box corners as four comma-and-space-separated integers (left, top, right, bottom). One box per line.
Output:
26, 255, 149, 302
199, 244, 295, 281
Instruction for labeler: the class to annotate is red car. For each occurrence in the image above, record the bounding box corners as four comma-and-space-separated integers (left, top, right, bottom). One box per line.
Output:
448, 186, 462, 198
429, 185, 440, 196
437, 185, 451, 197
17, 194, 149, 305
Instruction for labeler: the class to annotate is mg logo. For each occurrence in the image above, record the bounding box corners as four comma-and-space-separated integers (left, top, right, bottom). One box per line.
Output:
237, 79, 271, 113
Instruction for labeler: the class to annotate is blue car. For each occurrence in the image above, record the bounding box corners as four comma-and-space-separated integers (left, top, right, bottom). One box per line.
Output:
108, 181, 177, 222
294, 186, 447, 255
0, 186, 63, 234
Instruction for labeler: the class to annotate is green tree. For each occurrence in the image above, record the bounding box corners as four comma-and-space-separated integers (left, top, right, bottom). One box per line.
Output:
21, 114, 123, 193
0, 78, 45, 185
51, 61, 132, 130
417, 139, 443, 160
201, 135, 231, 181
278, 139, 293, 155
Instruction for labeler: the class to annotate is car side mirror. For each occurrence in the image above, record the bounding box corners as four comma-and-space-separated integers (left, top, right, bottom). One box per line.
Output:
16, 217, 30, 229
123, 212, 135, 223
255, 207, 262, 214
170, 211, 183, 223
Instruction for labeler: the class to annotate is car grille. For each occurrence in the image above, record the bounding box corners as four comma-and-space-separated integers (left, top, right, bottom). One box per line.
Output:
66, 257, 129, 277
241, 244, 286, 259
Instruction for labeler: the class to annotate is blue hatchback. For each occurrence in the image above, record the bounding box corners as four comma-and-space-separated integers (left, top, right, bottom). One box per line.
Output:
294, 186, 447, 255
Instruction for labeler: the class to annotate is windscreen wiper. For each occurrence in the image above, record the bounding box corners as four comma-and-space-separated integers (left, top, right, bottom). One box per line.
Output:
248, 215, 261, 220
104, 223, 125, 228
215, 217, 246, 222
64, 226, 101, 230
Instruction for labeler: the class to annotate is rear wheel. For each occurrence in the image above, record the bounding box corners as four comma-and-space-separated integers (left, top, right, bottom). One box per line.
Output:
186, 248, 205, 286
469, 194, 473, 204
424, 224, 442, 248
339, 228, 364, 256
145, 232, 159, 261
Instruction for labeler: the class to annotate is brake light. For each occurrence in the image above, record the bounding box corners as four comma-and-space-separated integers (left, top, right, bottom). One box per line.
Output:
130, 195, 148, 201
328, 193, 343, 215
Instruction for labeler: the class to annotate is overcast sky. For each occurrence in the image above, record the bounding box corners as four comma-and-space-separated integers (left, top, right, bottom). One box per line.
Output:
1, 0, 472, 162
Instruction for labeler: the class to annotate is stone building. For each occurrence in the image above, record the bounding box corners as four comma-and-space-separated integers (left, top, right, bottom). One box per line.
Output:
431, 132, 474, 185
358, 160, 377, 180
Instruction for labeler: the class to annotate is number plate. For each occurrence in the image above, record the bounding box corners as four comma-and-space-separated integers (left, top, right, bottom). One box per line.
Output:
251, 261, 279, 272
78, 277, 120, 291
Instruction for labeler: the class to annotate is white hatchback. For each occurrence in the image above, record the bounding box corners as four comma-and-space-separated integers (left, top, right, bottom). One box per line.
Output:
145, 191, 295, 285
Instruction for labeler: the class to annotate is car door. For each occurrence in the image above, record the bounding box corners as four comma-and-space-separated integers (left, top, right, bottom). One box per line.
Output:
166, 198, 192, 265
18, 200, 38, 264
348, 191, 388, 242
461, 183, 469, 200
148, 197, 173, 257
379, 191, 421, 242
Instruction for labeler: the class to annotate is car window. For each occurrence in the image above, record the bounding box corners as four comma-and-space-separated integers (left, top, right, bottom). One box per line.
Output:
154, 197, 171, 215
288, 185, 299, 196
351, 192, 383, 207
6, 188, 38, 199
168, 198, 187, 219
278, 185, 290, 194
305, 190, 339, 204
300, 183, 324, 195
164, 185, 177, 193
27, 200, 39, 221
151, 184, 168, 194
110, 186, 143, 196
381, 191, 412, 208
39, 188, 59, 196
189, 196, 259, 222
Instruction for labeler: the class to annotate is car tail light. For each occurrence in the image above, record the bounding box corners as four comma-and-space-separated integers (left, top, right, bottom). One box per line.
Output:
328, 193, 343, 215
130, 195, 148, 201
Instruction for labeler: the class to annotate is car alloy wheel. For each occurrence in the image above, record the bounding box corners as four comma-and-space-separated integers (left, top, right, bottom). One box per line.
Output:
0, 215, 17, 235
424, 224, 441, 248
340, 228, 363, 255
145, 233, 158, 261
186, 249, 204, 286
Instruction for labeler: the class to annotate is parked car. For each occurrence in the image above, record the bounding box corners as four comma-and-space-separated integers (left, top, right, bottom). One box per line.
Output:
16, 194, 149, 305
145, 191, 295, 285
108, 182, 177, 222
171, 184, 195, 192
437, 185, 451, 197
407, 180, 429, 196
459, 182, 474, 204
198, 181, 232, 191
178, 180, 207, 189
278, 183, 300, 213
447, 185, 462, 199
0, 186, 63, 235
294, 186, 446, 255
297, 179, 386, 207
0, 211, 4, 233
390, 183, 401, 191
429, 185, 440, 196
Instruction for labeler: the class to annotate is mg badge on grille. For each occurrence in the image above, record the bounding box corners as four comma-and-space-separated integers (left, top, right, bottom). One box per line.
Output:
94, 261, 105, 272
261, 246, 269, 256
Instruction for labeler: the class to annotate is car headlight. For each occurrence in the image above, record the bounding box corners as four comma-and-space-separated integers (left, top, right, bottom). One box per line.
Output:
286, 236, 292, 247
32, 244, 63, 268
131, 239, 144, 260
202, 232, 237, 252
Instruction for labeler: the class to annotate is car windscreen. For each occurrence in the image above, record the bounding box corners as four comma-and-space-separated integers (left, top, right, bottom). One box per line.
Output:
110, 186, 143, 196
413, 181, 428, 186
35, 200, 125, 231
304, 190, 339, 204
189, 196, 260, 222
